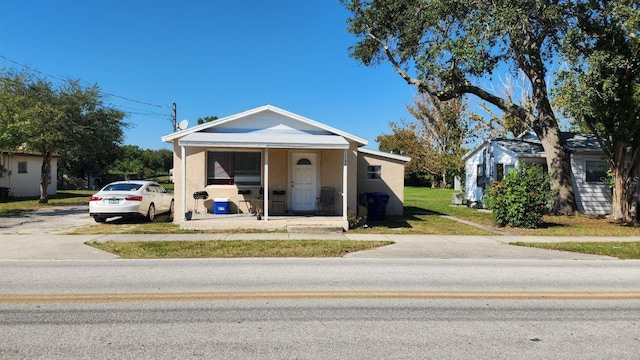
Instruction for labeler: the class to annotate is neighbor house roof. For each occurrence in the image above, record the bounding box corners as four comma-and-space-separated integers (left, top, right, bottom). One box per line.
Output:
463, 132, 603, 161
162, 104, 368, 147
561, 133, 602, 152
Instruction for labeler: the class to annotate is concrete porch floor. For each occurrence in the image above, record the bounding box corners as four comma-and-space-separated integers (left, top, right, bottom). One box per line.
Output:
180, 212, 348, 232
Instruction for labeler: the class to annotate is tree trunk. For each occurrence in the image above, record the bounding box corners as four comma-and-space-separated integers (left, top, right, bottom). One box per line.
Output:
441, 169, 447, 189
535, 126, 576, 215
39, 151, 52, 204
610, 144, 640, 223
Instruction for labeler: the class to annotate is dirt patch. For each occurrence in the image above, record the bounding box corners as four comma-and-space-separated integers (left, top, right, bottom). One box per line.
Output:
0, 205, 97, 235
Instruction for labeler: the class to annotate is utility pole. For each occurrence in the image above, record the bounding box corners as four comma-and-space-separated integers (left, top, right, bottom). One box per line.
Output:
172, 102, 177, 131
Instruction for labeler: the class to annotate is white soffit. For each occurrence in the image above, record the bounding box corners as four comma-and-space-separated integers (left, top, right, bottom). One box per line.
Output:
178, 132, 350, 149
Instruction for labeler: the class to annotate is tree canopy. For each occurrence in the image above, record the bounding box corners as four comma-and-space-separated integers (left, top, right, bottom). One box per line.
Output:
378, 91, 473, 188
554, 0, 640, 222
342, 0, 577, 214
0, 69, 127, 202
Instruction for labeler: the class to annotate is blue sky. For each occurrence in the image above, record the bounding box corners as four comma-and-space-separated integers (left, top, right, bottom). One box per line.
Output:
1, 1, 420, 150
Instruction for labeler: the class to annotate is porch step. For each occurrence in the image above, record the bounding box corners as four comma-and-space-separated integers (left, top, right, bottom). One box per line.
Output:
287, 225, 344, 234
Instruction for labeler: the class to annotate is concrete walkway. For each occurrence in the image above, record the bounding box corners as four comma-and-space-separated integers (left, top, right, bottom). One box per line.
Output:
2, 233, 639, 260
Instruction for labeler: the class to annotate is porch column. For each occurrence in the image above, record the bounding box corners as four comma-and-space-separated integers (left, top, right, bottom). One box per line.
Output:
181, 145, 187, 221
343, 149, 348, 221
264, 147, 269, 221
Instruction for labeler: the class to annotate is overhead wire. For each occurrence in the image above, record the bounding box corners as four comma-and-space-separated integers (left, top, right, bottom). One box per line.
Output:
0, 53, 173, 111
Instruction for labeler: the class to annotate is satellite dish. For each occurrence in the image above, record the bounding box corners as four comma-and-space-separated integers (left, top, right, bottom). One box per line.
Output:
177, 119, 189, 130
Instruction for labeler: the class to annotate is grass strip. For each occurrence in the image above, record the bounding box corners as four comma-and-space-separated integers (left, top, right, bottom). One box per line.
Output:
89, 240, 393, 258
510, 241, 640, 259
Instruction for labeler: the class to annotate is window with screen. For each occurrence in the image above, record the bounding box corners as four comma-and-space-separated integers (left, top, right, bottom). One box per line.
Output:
586, 161, 608, 183
207, 151, 261, 186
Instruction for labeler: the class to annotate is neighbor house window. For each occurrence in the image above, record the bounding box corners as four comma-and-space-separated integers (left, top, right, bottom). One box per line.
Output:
476, 164, 485, 187
207, 151, 261, 186
18, 162, 27, 173
505, 165, 515, 175
367, 165, 381, 180
586, 161, 608, 183
496, 164, 504, 180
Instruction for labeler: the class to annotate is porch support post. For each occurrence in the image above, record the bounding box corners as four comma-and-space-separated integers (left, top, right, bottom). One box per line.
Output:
343, 149, 348, 221
264, 147, 269, 221
181, 145, 187, 221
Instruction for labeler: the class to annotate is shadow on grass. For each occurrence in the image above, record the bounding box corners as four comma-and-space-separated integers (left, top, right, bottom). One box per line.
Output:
360, 206, 442, 230
403, 206, 446, 217
534, 221, 566, 229
101, 213, 173, 225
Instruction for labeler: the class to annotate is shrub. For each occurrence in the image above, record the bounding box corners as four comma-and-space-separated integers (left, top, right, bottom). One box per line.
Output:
485, 164, 551, 228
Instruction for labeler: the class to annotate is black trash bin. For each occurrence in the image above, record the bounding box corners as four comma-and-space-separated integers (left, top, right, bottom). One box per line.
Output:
365, 192, 389, 222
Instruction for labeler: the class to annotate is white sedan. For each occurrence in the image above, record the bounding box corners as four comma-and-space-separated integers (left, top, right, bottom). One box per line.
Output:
89, 180, 174, 223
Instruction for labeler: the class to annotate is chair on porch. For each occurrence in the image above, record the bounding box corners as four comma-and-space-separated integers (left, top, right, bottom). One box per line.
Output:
237, 189, 252, 214
315, 187, 335, 215
271, 190, 286, 214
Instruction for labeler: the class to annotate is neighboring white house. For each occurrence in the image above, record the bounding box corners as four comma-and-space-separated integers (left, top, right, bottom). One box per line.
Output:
161, 105, 410, 231
463, 131, 611, 215
0, 151, 58, 199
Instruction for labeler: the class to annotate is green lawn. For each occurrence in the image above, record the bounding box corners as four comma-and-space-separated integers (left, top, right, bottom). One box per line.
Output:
3, 187, 640, 258
401, 187, 640, 237
89, 240, 394, 258
3, 187, 640, 237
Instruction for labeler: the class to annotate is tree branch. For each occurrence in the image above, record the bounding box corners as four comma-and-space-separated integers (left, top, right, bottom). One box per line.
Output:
366, 27, 535, 125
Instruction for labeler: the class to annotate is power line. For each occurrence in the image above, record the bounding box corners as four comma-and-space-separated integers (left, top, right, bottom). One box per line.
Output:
0, 53, 172, 110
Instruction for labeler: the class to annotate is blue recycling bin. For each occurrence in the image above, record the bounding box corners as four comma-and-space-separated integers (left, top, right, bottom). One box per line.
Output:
365, 192, 389, 222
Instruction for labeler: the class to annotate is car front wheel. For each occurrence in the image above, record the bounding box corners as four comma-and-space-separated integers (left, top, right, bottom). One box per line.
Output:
147, 203, 156, 222
94, 216, 106, 223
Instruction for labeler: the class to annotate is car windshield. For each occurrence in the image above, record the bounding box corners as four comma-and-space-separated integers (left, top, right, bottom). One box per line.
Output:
103, 183, 143, 191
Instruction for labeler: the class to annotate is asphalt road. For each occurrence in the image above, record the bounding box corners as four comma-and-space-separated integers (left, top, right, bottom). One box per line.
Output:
1, 259, 639, 359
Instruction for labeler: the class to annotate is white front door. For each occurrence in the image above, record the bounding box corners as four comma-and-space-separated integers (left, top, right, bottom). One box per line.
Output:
291, 152, 317, 212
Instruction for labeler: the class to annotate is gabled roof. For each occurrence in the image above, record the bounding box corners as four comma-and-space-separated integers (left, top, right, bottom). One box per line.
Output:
493, 138, 545, 156
463, 132, 603, 161
561, 132, 602, 152
162, 104, 368, 146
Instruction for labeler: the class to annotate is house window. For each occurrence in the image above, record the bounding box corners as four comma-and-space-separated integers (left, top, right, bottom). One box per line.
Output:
505, 165, 515, 175
367, 165, 381, 180
496, 164, 504, 180
586, 161, 608, 183
18, 162, 27, 173
207, 151, 261, 186
476, 164, 485, 187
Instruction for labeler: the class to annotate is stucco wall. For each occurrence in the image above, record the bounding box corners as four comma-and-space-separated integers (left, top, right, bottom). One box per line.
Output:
0, 152, 57, 197
357, 151, 406, 216
174, 145, 361, 220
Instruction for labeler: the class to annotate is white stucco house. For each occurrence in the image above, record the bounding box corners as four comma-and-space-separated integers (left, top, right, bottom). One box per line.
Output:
161, 105, 410, 231
463, 130, 611, 215
0, 151, 58, 199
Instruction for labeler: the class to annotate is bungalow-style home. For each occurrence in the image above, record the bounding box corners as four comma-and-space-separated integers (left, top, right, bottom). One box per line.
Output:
161, 105, 410, 231
0, 151, 58, 199
463, 130, 611, 215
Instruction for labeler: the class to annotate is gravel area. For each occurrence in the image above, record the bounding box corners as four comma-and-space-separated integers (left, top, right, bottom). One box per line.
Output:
0, 205, 95, 235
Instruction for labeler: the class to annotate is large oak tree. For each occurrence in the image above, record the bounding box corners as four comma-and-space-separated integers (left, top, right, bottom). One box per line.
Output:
342, 0, 577, 215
